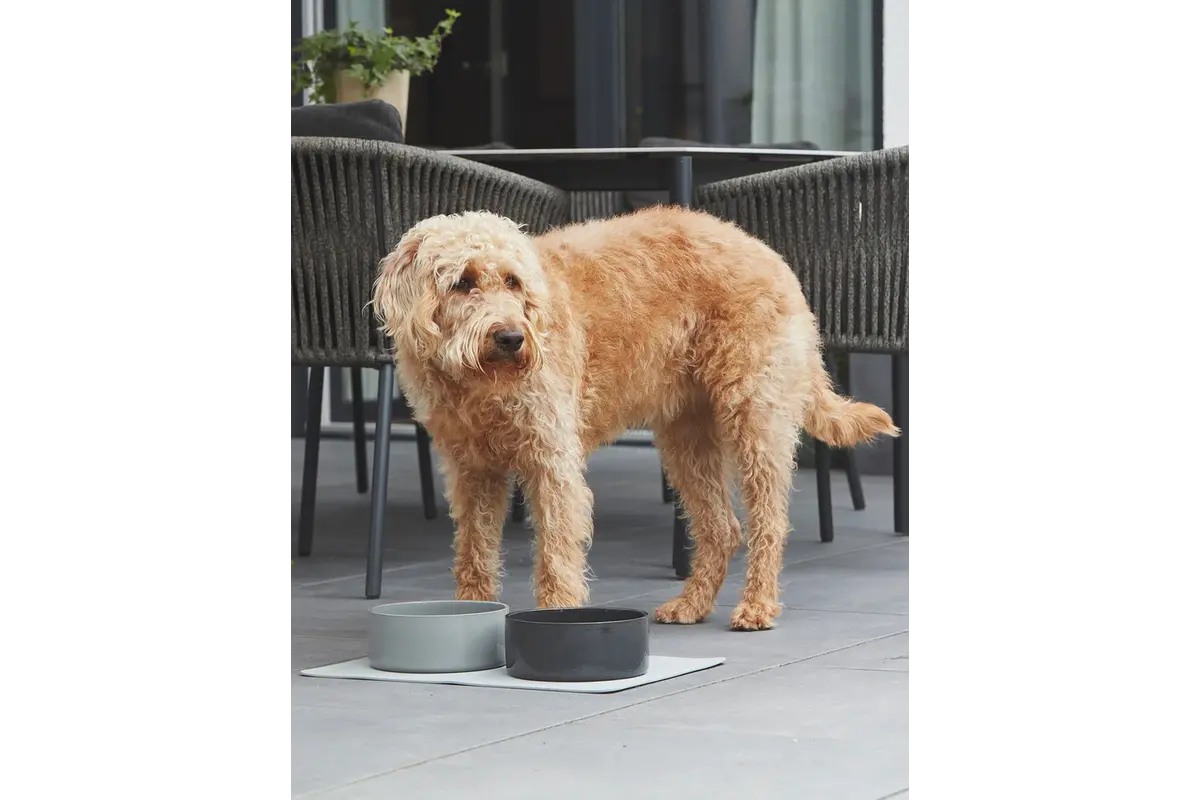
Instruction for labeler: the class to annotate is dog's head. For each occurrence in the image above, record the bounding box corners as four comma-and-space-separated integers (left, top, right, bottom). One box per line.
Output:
372, 211, 549, 381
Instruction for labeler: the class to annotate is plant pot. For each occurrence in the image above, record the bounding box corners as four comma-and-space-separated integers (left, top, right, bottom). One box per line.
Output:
334, 69, 410, 134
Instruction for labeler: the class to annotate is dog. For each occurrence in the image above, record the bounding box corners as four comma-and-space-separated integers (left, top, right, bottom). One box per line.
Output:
372, 206, 898, 630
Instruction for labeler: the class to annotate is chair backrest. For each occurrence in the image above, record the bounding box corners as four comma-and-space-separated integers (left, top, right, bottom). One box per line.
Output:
291, 137, 569, 367
698, 146, 908, 354
291, 99, 406, 143
569, 191, 624, 223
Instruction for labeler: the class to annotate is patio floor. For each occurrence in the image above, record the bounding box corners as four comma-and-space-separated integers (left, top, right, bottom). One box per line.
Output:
292, 437, 909, 799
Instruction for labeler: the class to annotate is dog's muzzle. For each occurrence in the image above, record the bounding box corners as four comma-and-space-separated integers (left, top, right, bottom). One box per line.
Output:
493, 328, 525, 353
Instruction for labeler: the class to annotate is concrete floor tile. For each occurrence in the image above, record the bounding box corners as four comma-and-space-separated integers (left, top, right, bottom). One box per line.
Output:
304, 658, 907, 800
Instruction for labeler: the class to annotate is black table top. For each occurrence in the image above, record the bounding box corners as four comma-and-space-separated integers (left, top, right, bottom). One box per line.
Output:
440, 147, 857, 192
441, 146, 858, 161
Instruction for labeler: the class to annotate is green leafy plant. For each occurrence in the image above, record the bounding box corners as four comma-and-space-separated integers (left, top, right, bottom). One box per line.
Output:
292, 10, 460, 103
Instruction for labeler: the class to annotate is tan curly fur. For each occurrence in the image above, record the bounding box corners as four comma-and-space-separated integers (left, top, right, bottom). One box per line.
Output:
373, 206, 898, 631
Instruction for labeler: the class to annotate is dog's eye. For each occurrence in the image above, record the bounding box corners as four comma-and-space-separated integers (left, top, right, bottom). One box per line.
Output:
453, 276, 473, 292
504, 275, 520, 290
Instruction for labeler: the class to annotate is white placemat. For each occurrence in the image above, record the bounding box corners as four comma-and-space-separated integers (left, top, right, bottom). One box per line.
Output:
299, 655, 725, 694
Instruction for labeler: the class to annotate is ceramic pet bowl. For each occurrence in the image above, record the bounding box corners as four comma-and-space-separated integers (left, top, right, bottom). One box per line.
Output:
505, 607, 650, 682
368, 600, 508, 673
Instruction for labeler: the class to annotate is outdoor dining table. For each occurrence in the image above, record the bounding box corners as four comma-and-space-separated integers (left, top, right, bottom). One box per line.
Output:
440, 145, 860, 580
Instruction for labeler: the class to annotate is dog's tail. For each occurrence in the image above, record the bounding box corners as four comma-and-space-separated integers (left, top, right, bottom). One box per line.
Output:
803, 362, 900, 449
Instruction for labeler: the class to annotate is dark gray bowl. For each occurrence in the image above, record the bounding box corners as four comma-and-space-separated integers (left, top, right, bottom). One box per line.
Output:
505, 607, 650, 682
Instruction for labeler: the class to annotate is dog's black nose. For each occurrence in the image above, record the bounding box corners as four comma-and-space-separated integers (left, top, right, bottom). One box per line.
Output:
493, 329, 524, 352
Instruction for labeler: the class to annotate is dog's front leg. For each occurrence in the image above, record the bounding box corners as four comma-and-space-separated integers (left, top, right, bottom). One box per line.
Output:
444, 463, 510, 602
522, 454, 594, 609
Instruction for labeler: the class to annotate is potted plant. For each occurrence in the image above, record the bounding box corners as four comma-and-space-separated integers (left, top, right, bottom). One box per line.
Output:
291, 10, 460, 134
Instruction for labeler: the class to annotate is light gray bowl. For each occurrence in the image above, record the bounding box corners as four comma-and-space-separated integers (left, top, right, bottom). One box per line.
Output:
367, 600, 508, 673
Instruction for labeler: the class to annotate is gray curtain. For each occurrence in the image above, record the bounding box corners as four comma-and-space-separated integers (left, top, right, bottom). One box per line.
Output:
751, 0, 874, 150
337, 0, 386, 31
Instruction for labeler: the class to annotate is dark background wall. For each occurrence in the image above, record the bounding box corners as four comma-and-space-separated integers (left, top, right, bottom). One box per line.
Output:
291, 0, 303, 107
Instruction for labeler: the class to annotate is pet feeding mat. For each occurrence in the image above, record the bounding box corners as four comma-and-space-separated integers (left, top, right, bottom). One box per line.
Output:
300, 655, 726, 694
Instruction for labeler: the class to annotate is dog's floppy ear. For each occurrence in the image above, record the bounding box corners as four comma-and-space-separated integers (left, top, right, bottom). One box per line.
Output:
373, 230, 426, 339
376, 231, 424, 289
525, 289, 552, 336
519, 248, 553, 337
372, 229, 444, 359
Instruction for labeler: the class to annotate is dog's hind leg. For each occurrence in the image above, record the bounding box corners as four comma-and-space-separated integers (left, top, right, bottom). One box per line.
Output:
721, 400, 798, 631
444, 464, 510, 602
694, 305, 803, 630
521, 451, 594, 609
653, 405, 742, 625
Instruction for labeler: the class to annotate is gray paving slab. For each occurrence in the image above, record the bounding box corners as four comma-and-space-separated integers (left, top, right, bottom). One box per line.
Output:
301, 656, 908, 800
807, 632, 909, 673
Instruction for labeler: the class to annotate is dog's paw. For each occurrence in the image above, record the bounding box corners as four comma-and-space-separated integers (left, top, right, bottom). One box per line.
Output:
654, 596, 710, 625
729, 600, 782, 631
455, 582, 499, 602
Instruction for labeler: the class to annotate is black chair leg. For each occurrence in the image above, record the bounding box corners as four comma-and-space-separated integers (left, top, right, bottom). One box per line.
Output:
892, 354, 909, 535
672, 489, 691, 578
366, 363, 395, 599
415, 423, 438, 520
291, 366, 308, 439
826, 350, 867, 512
815, 438, 834, 543
661, 468, 672, 503
844, 449, 866, 511
511, 484, 526, 523
350, 368, 368, 495
297, 367, 324, 558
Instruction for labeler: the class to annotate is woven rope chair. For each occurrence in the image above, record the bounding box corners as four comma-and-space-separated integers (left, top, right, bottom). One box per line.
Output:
292, 137, 569, 598
569, 190, 625, 222
697, 146, 909, 539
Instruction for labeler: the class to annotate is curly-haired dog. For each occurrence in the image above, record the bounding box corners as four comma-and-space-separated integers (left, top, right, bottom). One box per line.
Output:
372, 206, 898, 630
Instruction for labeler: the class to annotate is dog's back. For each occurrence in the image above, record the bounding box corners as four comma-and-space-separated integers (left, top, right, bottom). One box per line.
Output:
535, 206, 805, 317
533, 206, 895, 449
532, 207, 811, 442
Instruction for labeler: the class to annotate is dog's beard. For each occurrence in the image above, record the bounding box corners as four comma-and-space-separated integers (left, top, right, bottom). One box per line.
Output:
438, 311, 541, 380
